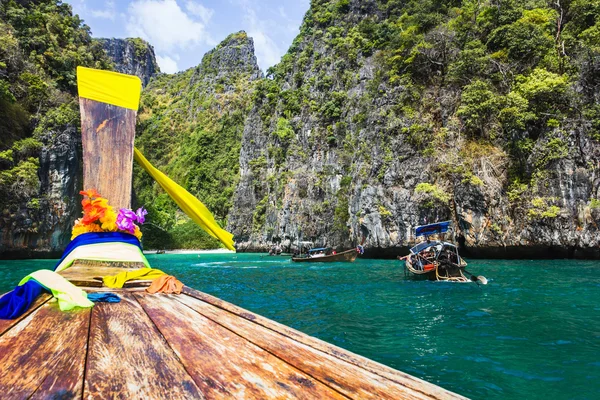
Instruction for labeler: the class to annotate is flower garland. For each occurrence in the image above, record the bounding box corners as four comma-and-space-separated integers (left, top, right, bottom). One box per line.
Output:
71, 189, 147, 240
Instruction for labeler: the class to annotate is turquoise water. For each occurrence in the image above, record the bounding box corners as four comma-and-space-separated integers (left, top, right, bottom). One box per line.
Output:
1, 254, 599, 399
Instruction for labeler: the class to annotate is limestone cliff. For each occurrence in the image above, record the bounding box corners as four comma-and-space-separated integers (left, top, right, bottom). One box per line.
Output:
98, 38, 160, 86
133, 31, 262, 249
227, 0, 600, 258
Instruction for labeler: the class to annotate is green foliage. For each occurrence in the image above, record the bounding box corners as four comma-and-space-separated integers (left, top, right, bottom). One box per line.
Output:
507, 180, 528, 202
490, 222, 503, 236
590, 198, 600, 210
0, 149, 13, 169
534, 136, 569, 168
447, 40, 489, 84
415, 182, 450, 208
274, 117, 294, 142
378, 205, 392, 218
515, 68, 569, 114
487, 8, 556, 67
457, 80, 500, 137
528, 197, 561, 219
2, 0, 112, 93
0, 157, 40, 203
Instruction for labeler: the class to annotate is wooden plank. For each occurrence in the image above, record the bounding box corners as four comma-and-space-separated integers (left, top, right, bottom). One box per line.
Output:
182, 287, 464, 400
83, 292, 203, 399
135, 292, 347, 399
0, 293, 51, 336
174, 293, 442, 400
59, 264, 152, 288
79, 98, 136, 209
0, 302, 90, 399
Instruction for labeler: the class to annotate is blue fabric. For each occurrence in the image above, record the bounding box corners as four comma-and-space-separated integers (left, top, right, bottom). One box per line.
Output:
415, 221, 451, 237
0, 281, 46, 319
54, 232, 142, 271
87, 292, 121, 303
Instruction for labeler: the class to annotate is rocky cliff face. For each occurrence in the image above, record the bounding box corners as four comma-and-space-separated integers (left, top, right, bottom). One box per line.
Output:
227, 0, 600, 258
98, 38, 160, 86
133, 31, 262, 249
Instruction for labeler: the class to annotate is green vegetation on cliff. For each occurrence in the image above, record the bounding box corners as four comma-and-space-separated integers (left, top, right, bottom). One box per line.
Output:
133, 32, 261, 249
0, 0, 111, 207
227, 0, 600, 249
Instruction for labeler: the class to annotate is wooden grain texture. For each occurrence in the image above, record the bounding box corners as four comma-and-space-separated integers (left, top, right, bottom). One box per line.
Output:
0, 293, 51, 335
59, 264, 151, 287
84, 292, 203, 399
182, 287, 465, 400
136, 292, 347, 399
0, 301, 90, 399
175, 293, 437, 400
79, 97, 136, 209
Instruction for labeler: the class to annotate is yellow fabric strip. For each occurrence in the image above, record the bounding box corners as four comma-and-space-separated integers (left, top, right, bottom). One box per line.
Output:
77, 66, 142, 110
19, 270, 94, 311
55, 242, 151, 272
133, 147, 236, 251
103, 268, 165, 289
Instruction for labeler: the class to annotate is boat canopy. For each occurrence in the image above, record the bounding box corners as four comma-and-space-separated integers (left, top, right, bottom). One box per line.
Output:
309, 247, 331, 253
410, 240, 457, 254
415, 221, 451, 237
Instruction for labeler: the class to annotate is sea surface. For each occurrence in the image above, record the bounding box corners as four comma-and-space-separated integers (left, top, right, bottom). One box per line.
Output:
1, 254, 599, 399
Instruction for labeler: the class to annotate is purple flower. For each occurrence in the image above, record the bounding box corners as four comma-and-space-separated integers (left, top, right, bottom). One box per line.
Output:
116, 208, 137, 234
135, 207, 148, 224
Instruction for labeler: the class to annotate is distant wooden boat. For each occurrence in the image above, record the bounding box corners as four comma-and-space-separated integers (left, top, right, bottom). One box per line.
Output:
292, 247, 359, 263
400, 221, 487, 284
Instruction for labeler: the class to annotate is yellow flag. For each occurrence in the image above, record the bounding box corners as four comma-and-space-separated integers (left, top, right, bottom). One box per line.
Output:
133, 147, 235, 251
77, 66, 142, 110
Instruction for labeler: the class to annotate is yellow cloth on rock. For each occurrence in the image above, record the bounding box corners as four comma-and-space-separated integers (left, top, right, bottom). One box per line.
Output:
102, 268, 165, 288
19, 270, 94, 311
133, 147, 235, 251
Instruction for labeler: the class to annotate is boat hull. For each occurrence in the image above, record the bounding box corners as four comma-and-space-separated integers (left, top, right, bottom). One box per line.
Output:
404, 259, 468, 282
292, 248, 358, 263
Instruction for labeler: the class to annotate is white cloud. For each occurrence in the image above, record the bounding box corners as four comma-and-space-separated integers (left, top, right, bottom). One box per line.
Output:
242, 7, 282, 70
278, 6, 287, 18
185, 1, 214, 25
126, 0, 210, 53
156, 54, 179, 74
250, 30, 281, 70
91, 1, 116, 21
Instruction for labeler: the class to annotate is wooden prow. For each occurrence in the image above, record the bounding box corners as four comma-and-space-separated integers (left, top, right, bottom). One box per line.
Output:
77, 67, 141, 209
79, 98, 137, 209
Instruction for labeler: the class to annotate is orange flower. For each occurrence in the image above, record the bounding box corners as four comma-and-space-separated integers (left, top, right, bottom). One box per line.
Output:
80, 189, 102, 199
81, 205, 106, 224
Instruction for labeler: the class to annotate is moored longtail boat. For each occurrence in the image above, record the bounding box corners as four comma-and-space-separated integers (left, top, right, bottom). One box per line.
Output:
400, 221, 487, 284
292, 247, 360, 262
0, 68, 467, 399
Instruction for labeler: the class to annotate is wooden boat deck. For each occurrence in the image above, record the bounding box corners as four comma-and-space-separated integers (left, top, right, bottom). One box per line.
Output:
0, 264, 466, 399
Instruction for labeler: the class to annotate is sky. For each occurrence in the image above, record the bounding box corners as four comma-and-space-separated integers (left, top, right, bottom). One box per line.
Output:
69, 0, 310, 74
